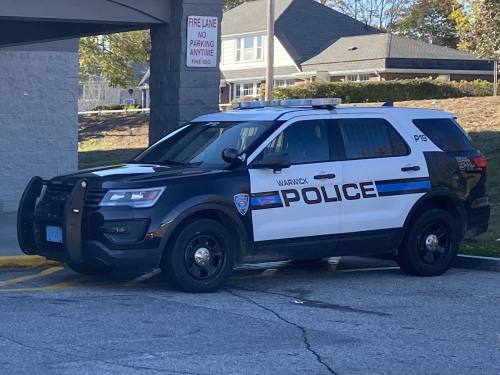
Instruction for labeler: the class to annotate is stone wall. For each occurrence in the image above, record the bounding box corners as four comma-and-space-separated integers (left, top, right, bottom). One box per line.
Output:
0, 40, 79, 212
149, 0, 223, 145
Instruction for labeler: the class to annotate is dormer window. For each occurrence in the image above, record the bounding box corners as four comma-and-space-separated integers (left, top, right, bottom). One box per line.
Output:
236, 35, 264, 61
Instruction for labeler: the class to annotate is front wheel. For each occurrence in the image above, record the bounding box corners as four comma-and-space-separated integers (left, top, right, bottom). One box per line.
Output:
397, 209, 459, 277
161, 219, 235, 293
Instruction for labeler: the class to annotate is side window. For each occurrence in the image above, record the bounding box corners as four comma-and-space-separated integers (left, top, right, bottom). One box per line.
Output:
338, 118, 408, 160
261, 120, 330, 165
412, 118, 475, 152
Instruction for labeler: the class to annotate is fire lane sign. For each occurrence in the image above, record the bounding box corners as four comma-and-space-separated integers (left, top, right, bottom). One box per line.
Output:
187, 16, 218, 68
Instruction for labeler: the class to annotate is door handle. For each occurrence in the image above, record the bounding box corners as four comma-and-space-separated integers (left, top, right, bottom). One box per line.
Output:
314, 174, 336, 180
401, 166, 421, 172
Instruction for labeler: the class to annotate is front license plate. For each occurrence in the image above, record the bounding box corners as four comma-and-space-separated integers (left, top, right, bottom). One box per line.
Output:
46, 226, 63, 243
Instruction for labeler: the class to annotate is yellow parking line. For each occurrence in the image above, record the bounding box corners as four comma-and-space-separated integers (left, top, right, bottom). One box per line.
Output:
0, 266, 64, 287
43, 276, 92, 290
123, 269, 161, 286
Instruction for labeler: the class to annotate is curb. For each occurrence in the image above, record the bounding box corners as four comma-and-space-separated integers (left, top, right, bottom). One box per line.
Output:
0, 256, 62, 269
453, 254, 500, 273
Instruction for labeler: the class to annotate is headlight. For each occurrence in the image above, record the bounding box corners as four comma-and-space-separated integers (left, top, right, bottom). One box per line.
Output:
99, 187, 166, 208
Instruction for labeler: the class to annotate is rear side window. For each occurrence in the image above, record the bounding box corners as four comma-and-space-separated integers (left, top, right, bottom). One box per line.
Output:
412, 119, 475, 152
338, 119, 409, 160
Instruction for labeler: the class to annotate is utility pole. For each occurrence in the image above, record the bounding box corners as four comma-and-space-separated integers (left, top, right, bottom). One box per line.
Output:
494, 60, 498, 97
265, 0, 275, 100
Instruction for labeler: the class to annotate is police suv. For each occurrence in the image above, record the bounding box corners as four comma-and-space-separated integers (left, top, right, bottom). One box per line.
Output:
18, 98, 490, 293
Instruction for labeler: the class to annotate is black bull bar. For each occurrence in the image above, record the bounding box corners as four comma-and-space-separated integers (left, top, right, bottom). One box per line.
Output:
17, 176, 89, 264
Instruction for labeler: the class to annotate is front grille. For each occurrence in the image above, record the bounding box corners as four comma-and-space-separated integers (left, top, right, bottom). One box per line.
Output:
85, 189, 107, 208
36, 185, 108, 218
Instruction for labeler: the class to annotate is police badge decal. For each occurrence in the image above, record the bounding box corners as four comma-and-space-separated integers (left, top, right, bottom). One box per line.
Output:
234, 194, 249, 215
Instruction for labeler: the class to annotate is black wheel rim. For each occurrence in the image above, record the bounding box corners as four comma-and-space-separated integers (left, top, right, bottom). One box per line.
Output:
417, 222, 451, 265
184, 233, 225, 281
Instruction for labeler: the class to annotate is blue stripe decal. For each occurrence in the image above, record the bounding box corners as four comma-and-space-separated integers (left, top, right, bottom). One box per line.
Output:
376, 181, 431, 193
251, 195, 282, 206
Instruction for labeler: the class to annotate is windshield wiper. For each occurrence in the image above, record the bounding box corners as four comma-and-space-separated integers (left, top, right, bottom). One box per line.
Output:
152, 159, 202, 167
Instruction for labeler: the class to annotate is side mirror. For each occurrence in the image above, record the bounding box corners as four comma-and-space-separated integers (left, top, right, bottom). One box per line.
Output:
222, 147, 241, 164
251, 153, 291, 173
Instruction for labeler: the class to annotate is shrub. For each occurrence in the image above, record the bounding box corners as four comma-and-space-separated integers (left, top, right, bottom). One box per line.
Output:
273, 78, 496, 103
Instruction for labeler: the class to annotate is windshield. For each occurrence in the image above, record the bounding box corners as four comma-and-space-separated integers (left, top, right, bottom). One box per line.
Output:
133, 121, 278, 167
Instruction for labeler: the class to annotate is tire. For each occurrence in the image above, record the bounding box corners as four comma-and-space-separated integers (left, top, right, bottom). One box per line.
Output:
161, 219, 235, 293
397, 209, 459, 277
67, 261, 113, 276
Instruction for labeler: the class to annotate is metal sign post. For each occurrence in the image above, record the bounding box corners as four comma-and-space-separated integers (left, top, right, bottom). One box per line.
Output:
494, 60, 498, 97
265, 0, 275, 100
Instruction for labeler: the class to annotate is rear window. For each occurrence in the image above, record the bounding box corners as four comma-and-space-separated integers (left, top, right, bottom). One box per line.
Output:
412, 119, 475, 152
338, 118, 409, 160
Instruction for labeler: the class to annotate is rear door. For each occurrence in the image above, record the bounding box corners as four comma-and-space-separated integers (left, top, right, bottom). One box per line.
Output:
247, 115, 343, 260
333, 114, 430, 254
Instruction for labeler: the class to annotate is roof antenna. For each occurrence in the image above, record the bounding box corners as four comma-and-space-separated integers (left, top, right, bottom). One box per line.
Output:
382, 102, 394, 107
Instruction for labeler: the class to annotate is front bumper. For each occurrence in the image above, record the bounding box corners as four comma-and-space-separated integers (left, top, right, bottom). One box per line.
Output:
17, 177, 164, 269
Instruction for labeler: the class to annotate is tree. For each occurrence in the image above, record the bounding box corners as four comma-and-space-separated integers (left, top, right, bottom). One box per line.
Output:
79, 30, 151, 88
454, 0, 500, 59
329, 0, 413, 30
395, 0, 461, 48
224, 0, 253, 11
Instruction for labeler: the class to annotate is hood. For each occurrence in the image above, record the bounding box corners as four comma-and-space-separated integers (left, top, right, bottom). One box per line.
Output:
52, 164, 222, 189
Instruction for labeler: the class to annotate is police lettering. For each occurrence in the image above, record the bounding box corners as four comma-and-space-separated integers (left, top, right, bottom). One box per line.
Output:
281, 182, 377, 206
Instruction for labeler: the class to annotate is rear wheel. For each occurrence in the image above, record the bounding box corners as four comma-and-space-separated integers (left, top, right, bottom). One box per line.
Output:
161, 219, 235, 293
67, 261, 113, 276
397, 209, 459, 276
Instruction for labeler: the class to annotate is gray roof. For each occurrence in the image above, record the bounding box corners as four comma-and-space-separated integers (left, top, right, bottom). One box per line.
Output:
222, 0, 381, 65
222, 66, 299, 80
303, 34, 485, 66
221, 0, 294, 36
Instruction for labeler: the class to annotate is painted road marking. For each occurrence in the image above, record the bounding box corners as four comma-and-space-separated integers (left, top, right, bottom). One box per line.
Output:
0, 262, 401, 292
0, 266, 64, 287
123, 269, 161, 286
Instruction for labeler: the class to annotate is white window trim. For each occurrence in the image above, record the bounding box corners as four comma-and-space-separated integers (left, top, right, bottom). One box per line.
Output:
235, 35, 265, 63
345, 74, 371, 82
232, 82, 261, 100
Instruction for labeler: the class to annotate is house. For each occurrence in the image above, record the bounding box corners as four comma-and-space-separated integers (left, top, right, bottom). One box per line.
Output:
219, 0, 494, 104
78, 63, 149, 111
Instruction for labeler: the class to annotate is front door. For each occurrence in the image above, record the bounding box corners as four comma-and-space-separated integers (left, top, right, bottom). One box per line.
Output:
247, 116, 343, 261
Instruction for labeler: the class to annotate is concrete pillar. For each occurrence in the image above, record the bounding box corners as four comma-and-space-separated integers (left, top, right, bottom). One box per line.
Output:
149, 0, 223, 145
0, 40, 79, 212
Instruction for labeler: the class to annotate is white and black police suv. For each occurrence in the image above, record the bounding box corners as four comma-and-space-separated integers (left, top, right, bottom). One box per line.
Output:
18, 98, 490, 292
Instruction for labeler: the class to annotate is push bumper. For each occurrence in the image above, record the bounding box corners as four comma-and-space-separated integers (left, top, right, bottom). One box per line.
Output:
17, 176, 164, 269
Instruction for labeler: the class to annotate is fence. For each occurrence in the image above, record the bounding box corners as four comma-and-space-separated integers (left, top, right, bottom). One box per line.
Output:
79, 105, 233, 115
78, 108, 151, 115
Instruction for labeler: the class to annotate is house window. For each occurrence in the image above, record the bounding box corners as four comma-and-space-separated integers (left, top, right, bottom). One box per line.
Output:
346, 74, 371, 82
236, 36, 264, 61
274, 79, 295, 87
243, 83, 254, 96
123, 99, 136, 105
233, 83, 261, 99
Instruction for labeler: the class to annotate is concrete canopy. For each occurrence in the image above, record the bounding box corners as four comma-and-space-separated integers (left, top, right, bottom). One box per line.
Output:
0, 0, 170, 47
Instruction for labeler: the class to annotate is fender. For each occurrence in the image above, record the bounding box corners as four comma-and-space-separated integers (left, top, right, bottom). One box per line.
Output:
155, 195, 251, 266
401, 187, 467, 245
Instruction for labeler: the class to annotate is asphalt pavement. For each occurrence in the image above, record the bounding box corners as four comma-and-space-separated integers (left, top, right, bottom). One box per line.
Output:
0, 258, 498, 375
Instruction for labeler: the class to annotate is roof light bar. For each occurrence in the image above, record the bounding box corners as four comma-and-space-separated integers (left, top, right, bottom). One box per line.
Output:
232, 98, 341, 110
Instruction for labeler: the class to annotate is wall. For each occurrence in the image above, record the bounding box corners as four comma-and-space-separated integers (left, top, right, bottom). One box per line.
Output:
0, 40, 79, 212
220, 35, 296, 71
149, 0, 223, 144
